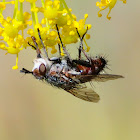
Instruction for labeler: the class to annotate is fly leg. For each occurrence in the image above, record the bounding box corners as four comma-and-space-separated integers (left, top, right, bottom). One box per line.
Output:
37, 28, 50, 60
58, 43, 61, 57
21, 37, 42, 74
27, 36, 42, 59
28, 29, 50, 60
76, 27, 91, 63
75, 28, 87, 60
56, 24, 72, 62
20, 68, 33, 74
31, 36, 42, 58
28, 42, 36, 50
21, 37, 40, 74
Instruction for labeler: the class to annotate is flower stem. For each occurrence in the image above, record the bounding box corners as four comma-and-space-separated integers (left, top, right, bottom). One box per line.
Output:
60, 0, 74, 20
33, 2, 39, 24
41, 0, 45, 8
13, 0, 18, 19
19, 2, 23, 20
41, 0, 50, 33
30, 3, 36, 29
0, 0, 5, 15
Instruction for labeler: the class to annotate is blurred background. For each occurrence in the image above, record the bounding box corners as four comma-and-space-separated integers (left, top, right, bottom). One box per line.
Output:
0, 0, 140, 140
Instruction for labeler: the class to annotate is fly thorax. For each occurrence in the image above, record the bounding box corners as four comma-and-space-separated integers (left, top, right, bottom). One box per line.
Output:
49, 64, 63, 75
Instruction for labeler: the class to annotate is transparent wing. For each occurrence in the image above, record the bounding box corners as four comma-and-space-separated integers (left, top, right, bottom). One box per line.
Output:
92, 74, 124, 82
74, 74, 124, 83
65, 84, 100, 102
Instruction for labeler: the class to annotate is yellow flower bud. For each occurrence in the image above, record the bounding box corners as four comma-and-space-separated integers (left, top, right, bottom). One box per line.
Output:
73, 21, 79, 28
12, 65, 18, 70
26, 0, 37, 3
27, 29, 34, 35
69, 31, 75, 36
19, 0, 24, 3
96, 0, 126, 20
44, 7, 58, 19
84, 14, 88, 19
4, 25, 18, 38
85, 24, 92, 29
7, 47, 20, 54
0, 27, 3, 36
0, 2, 5, 10
51, 47, 57, 54
0, 43, 6, 50
86, 34, 90, 39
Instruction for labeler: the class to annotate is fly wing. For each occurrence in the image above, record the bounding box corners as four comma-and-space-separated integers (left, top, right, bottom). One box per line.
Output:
74, 74, 124, 83
65, 85, 100, 102
92, 74, 124, 82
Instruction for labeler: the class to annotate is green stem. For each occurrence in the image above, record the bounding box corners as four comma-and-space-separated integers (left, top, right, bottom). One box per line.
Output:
60, 1, 90, 51
41, 0, 45, 8
13, 0, 18, 19
0, 0, 5, 14
19, 2, 23, 20
60, 0, 74, 20
41, 0, 50, 33
33, 2, 39, 24
20, 2, 24, 37
30, 3, 36, 29
20, 2, 23, 15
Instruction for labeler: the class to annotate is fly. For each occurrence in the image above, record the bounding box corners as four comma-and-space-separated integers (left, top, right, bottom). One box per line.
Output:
20, 25, 123, 102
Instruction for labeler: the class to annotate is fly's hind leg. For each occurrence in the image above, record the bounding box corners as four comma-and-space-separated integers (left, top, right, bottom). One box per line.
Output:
76, 27, 91, 63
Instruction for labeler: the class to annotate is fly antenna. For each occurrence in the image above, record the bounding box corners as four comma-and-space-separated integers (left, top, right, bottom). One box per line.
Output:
56, 24, 72, 62
37, 28, 49, 60
31, 36, 41, 58
20, 68, 33, 74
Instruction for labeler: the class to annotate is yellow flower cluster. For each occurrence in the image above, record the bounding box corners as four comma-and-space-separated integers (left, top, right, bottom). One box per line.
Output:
0, 0, 91, 69
96, 0, 126, 20
0, 0, 127, 69
0, 12, 32, 69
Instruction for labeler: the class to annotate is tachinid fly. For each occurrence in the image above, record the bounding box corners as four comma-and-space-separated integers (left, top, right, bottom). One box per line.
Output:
21, 25, 123, 102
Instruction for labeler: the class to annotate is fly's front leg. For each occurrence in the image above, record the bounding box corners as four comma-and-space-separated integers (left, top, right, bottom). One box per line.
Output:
20, 68, 33, 74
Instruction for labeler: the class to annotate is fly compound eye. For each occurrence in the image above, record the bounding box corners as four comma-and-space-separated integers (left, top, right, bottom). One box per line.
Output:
39, 63, 46, 76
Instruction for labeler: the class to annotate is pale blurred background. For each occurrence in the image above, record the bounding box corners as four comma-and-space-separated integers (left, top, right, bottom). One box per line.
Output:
0, 0, 140, 140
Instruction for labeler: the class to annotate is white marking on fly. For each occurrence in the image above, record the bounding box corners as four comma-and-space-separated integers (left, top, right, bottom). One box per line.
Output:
32, 58, 47, 71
